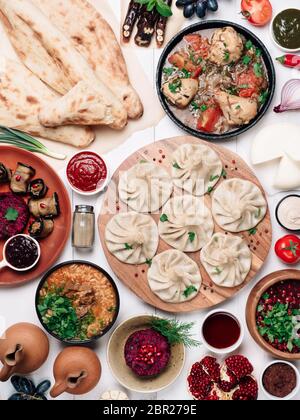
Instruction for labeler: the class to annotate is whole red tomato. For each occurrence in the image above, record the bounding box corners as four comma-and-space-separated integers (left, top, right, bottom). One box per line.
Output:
275, 235, 300, 265
241, 0, 273, 27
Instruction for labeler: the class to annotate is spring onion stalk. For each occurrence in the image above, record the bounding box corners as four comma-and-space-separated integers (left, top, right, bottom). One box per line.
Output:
0, 126, 66, 160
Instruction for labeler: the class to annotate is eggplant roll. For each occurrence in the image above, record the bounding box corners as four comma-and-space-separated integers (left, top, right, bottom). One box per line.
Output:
156, 0, 172, 47
134, 7, 159, 47
28, 179, 48, 199
29, 217, 54, 239
0, 163, 12, 184
123, 0, 141, 42
28, 193, 60, 218
10, 162, 35, 194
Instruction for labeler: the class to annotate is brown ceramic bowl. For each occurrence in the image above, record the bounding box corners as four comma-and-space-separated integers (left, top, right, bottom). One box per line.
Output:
246, 269, 300, 360
107, 315, 185, 394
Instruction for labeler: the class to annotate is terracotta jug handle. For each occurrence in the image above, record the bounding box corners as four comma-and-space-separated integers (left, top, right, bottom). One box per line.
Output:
50, 381, 68, 398
0, 344, 24, 382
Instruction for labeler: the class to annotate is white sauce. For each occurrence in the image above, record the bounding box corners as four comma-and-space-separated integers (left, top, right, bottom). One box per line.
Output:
277, 196, 300, 231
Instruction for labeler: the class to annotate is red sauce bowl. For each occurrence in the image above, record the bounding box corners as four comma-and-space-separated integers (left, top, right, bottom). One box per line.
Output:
66, 151, 109, 196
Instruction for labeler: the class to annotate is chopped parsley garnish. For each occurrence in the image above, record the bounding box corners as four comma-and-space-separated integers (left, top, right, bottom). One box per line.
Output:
173, 162, 181, 169
181, 68, 191, 78
191, 101, 200, 110
214, 267, 222, 275
253, 62, 263, 77
201, 104, 208, 112
256, 48, 262, 57
163, 67, 175, 76
188, 232, 196, 243
248, 228, 257, 236
183, 285, 198, 298
224, 51, 230, 62
4, 207, 19, 221
209, 174, 220, 182
168, 79, 182, 93
221, 169, 227, 178
242, 55, 251, 65
258, 90, 268, 104
235, 105, 241, 110
160, 214, 169, 223
207, 186, 214, 194
125, 243, 133, 250
245, 39, 253, 50
145, 259, 153, 267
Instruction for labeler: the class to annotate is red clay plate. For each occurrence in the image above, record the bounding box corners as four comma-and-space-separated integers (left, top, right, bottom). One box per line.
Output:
0, 146, 71, 287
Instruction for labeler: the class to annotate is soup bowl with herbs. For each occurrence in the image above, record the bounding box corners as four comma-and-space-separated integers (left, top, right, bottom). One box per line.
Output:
35, 261, 120, 344
246, 270, 300, 360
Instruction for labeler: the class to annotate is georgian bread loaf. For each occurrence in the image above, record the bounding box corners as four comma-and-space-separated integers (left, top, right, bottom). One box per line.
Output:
0, 0, 127, 130
31, 0, 143, 120
0, 56, 94, 147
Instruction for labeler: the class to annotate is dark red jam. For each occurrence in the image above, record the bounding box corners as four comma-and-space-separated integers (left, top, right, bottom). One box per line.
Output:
5, 236, 39, 269
202, 312, 241, 349
67, 152, 107, 192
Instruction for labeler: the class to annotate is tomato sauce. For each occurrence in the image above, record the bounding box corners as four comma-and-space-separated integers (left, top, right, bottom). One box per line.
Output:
67, 152, 107, 192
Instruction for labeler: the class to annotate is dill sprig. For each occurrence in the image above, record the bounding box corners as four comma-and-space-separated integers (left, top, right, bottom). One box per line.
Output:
150, 317, 201, 348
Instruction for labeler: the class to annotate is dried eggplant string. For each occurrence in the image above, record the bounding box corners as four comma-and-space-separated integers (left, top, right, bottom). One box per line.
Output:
156, 0, 173, 47
135, 5, 159, 47
122, 0, 141, 43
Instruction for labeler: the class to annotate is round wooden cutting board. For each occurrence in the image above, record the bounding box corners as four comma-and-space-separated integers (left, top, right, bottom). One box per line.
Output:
99, 136, 272, 313
0, 146, 71, 287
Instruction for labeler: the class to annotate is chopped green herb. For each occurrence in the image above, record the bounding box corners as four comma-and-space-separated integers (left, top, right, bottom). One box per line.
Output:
235, 105, 241, 110
221, 169, 227, 178
181, 68, 191, 78
125, 243, 133, 250
245, 39, 253, 50
150, 317, 201, 348
188, 232, 196, 243
163, 67, 175, 76
224, 51, 230, 62
201, 104, 208, 112
214, 267, 222, 275
253, 62, 263, 77
168, 79, 182, 93
248, 228, 257, 236
227, 86, 238, 95
210, 174, 220, 182
4, 207, 19, 221
173, 162, 181, 170
242, 55, 251, 65
183, 285, 198, 298
191, 101, 200, 110
239, 84, 250, 89
258, 90, 268, 104
207, 186, 214, 194
255, 48, 262, 57
145, 259, 153, 267
140, 159, 147, 164
108, 306, 117, 313
160, 214, 169, 223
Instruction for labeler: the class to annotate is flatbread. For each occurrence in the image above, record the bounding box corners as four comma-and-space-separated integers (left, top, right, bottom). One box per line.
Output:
31, 0, 143, 120
0, 0, 127, 130
0, 56, 94, 147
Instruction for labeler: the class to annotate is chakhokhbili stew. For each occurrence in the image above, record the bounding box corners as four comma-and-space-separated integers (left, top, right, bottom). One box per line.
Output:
161, 26, 269, 134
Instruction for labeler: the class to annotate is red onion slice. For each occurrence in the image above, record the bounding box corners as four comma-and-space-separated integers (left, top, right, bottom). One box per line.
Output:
274, 79, 300, 113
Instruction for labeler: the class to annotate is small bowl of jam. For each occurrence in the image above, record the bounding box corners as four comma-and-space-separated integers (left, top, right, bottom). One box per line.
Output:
200, 309, 244, 354
0, 234, 40, 272
66, 151, 109, 196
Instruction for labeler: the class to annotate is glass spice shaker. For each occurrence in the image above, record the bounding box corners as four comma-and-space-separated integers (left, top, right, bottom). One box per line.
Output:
72, 205, 95, 249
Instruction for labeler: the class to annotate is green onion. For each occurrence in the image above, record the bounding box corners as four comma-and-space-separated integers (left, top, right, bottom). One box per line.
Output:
0, 126, 66, 160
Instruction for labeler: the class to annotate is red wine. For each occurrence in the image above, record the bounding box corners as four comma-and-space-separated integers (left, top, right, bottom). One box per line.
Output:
202, 313, 241, 349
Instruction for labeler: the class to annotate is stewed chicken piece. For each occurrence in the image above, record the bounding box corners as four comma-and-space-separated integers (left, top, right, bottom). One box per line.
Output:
162, 77, 199, 109
209, 27, 243, 66
215, 91, 258, 126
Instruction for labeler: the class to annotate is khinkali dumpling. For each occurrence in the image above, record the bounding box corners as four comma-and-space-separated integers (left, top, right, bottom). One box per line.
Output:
148, 250, 202, 303
200, 233, 252, 288
172, 143, 223, 196
105, 212, 159, 265
159, 195, 214, 252
212, 178, 267, 232
119, 162, 173, 213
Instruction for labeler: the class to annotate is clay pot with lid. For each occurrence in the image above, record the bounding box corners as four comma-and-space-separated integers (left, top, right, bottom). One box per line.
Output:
0, 323, 49, 382
50, 347, 101, 398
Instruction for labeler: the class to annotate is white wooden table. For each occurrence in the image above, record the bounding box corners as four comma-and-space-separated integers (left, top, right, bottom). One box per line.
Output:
0, 0, 300, 401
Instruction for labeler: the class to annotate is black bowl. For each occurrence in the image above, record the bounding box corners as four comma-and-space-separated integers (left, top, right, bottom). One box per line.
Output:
35, 260, 120, 345
156, 20, 276, 141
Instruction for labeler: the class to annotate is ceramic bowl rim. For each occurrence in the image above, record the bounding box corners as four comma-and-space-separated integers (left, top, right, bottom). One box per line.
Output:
107, 314, 186, 394
275, 194, 300, 233
3, 234, 41, 272
156, 20, 276, 142
35, 260, 120, 345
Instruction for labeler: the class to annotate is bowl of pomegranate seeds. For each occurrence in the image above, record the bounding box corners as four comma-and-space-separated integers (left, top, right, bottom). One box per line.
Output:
246, 269, 300, 360
187, 355, 258, 400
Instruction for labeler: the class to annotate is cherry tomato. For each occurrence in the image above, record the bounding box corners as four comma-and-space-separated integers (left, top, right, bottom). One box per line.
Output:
197, 105, 222, 133
241, 0, 273, 27
275, 235, 300, 265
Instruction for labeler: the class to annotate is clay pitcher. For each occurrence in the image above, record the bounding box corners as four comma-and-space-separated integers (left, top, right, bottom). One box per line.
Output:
0, 323, 49, 382
50, 347, 101, 398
